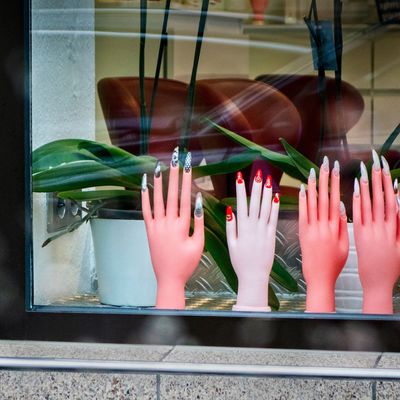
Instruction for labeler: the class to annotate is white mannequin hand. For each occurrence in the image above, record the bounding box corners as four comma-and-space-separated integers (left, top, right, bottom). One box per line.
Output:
226, 170, 280, 311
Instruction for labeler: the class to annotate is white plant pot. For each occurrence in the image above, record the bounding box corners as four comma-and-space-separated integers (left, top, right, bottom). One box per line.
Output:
335, 223, 363, 313
90, 214, 156, 307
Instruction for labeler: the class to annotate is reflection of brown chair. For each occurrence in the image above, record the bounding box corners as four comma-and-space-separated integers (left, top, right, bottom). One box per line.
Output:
194, 78, 302, 198
98, 77, 202, 165
255, 74, 365, 164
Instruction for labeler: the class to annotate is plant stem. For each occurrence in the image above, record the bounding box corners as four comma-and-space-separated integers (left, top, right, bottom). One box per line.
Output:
180, 0, 209, 151
139, 0, 149, 155
148, 0, 172, 133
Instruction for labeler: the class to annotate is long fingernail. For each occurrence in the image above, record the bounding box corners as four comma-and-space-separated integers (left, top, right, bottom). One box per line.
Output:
265, 175, 272, 189
226, 205, 233, 221
323, 155, 329, 172
195, 192, 203, 217
354, 178, 360, 197
372, 149, 380, 171
255, 169, 262, 183
184, 152, 192, 173
274, 193, 280, 203
154, 161, 161, 178
237, 171, 244, 184
171, 146, 179, 167
381, 155, 390, 176
300, 184, 305, 197
309, 168, 316, 182
360, 161, 368, 182
340, 201, 346, 216
394, 178, 398, 194
333, 160, 340, 176
141, 173, 147, 192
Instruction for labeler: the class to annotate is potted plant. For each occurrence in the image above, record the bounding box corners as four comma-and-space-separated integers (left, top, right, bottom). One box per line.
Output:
210, 120, 400, 312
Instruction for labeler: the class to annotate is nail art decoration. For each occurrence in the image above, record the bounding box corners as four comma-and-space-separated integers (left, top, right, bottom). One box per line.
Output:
171, 146, 179, 167
394, 178, 398, 194
237, 171, 244, 184
195, 192, 203, 217
323, 155, 329, 171
333, 160, 340, 176
354, 178, 360, 197
154, 161, 161, 178
372, 149, 380, 171
309, 168, 316, 182
141, 173, 147, 192
360, 161, 368, 182
381, 155, 390, 176
300, 184, 305, 196
340, 201, 346, 216
255, 169, 262, 183
265, 175, 272, 189
226, 206, 233, 222
273, 193, 280, 203
184, 152, 192, 173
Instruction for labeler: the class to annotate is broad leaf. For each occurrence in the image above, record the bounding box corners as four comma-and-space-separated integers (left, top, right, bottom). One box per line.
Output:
58, 189, 140, 202
270, 260, 298, 292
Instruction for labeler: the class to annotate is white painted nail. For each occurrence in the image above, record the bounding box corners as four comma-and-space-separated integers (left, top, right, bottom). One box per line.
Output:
333, 160, 340, 176
394, 178, 398, 194
309, 168, 316, 181
381, 155, 390, 176
354, 178, 360, 197
154, 161, 161, 178
372, 149, 380, 171
323, 155, 329, 172
300, 184, 305, 196
171, 146, 179, 167
340, 201, 346, 216
360, 161, 368, 182
141, 173, 147, 192
195, 192, 203, 217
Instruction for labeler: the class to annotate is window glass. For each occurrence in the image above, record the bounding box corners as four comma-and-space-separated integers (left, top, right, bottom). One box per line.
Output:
30, 0, 400, 316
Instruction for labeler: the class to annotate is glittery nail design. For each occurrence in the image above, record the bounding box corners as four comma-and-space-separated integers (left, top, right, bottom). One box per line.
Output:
323, 155, 329, 172
255, 169, 262, 183
300, 184, 305, 196
372, 149, 380, 171
141, 173, 147, 192
171, 146, 179, 167
195, 192, 203, 217
226, 206, 233, 222
265, 175, 272, 189
354, 178, 360, 197
184, 152, 192, 173
309, 168, 316, 182
154, 161, 161, 178
237, 171, 244, 184
381, 155, 390, 176
333, 160, 340, 176
274, 193, 280, 203
340, 201, 346, 216
360, 161, 368, 182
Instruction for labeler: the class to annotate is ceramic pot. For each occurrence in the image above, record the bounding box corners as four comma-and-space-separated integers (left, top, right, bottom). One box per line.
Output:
90, 209, 156, 307
250, 0, 268, 25
335, 223, 363, 313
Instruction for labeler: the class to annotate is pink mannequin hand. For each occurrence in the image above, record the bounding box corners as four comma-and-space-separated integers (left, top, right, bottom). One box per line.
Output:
141, 148, 205, 310
226, 170, 280, 311
353, 150, 400, 314
299, 157, 349, 313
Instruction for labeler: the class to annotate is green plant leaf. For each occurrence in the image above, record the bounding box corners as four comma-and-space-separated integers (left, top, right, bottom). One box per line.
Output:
32, 160, 142, 192
280, 138, 319, 181
58, 189, 140, 202
270, 260, 298, 292
268, 284, 279, 311
391, 168, 400, 179
379, 123, 400, 157
207, 120, 306, 181
192, 151, 258, 178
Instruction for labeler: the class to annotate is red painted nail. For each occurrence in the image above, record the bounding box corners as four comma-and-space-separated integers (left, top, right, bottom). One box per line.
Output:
274, 193, 280, 203
255, 169, 262, 183
265, 175, 272, 189
226, 206, 233, 222
236, 171, 244, 184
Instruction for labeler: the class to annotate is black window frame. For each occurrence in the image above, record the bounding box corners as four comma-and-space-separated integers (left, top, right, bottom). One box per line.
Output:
1, 0, 399, 350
